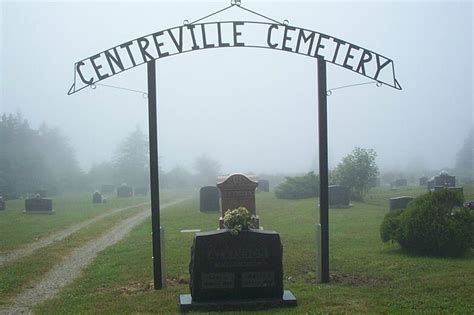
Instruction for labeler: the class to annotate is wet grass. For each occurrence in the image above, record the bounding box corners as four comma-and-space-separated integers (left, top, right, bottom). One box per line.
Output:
0, 194, 149, 252
35, 186, 474, 314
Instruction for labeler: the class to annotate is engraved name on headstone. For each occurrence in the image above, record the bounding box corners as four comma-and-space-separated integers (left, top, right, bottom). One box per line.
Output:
189, 229, 283, 301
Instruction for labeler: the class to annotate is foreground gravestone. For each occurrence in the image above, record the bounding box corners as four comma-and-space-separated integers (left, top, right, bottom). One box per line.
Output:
92, 191, 104, 204
389, 196, 414, 210
117, 184, 133, 197
0, 196, 5, 211
179, 229, 296, 312
258, 179, 270, 192
101, 184, 115, 195
217, 174, 259, 228
24, 196, 54, 214
200, 186, 220, 212
134, 186, 148, 196
328, 185, 351, 208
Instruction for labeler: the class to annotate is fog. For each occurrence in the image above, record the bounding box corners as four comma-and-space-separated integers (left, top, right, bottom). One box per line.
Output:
1, 1, 472, 175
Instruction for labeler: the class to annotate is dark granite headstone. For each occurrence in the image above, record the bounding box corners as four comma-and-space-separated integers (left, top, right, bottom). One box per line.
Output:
389, 196, 414, 210
134, 186, 148, 196
92, 191, 103, 204
258, 180, 270, 192
328, 185, 350, 207
200, 186, 220, 212
24, 197, 54, 213
0, 196, 4, 211
217, 174, 259, 228
101, 184, 115, 195
434, 173, 455, 187
189, 229, 283, 302
117, 185, 133, 197
419, 176, 428, 186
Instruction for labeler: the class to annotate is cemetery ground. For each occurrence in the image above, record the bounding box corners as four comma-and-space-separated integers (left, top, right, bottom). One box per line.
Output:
1, 187, 473, 314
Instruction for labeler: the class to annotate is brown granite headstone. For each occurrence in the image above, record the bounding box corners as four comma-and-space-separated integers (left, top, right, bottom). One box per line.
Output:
217, 174, 258, 228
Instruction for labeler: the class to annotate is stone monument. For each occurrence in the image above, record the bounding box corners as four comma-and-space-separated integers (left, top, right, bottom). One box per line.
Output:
328, 185, 351, 208
428, 171, 456, 190
179, 229, 296, 312
217, 174, 259, 228
24, 194, 54, 214
0, 196, 5, 211
389, 196, 414, 211
93, 191, 104, 204
200, 186, 220, 212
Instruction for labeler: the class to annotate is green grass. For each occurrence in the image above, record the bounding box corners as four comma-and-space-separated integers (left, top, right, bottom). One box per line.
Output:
0, 190, 188, 305
0, 190, 183, 252
34, 186, 474, 314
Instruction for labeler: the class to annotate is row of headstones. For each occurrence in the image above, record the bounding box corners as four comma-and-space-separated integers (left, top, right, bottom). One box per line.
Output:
393, 173, 458, 188
200, 182, 352, 213
0, 190, 54, 213
199, 179, 270, 213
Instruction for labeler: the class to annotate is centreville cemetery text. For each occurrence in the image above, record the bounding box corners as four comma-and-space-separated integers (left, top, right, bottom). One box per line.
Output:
69, 22, 400, 94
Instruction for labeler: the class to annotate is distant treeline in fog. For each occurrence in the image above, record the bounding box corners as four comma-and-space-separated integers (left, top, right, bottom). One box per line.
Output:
1, 113, 472, 199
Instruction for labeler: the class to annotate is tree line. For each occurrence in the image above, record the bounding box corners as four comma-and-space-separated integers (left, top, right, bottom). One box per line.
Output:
0, 113, 223, 199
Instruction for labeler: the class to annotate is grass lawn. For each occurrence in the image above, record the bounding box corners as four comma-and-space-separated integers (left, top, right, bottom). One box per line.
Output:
0, 190, 187, 305
0, 190, 183, 252
33, 186, 474, 314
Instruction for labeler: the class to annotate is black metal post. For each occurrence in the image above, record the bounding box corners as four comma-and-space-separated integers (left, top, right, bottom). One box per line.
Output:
147, 60, 162, 289
317, 58, 329, 283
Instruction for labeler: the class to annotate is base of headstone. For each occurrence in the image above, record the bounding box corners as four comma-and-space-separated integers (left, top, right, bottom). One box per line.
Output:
218, 215, 260, 229
178, 290, 296, 313
23, 210, 55, 215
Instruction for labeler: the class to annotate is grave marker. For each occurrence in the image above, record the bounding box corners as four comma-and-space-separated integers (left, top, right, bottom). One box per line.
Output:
24, 195, 54, 214
389, 196, 414, 211
0, 196, 5, 211
200, 186, 220, 212
92, 191, 104, 204
217, 174, 259, 228
328, 185, 351, 208
180, 229, 296, 312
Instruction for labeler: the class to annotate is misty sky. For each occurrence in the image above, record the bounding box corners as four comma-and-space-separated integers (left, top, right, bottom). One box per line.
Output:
1, 1, 473, 175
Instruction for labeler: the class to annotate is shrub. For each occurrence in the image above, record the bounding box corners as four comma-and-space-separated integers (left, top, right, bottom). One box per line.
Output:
380, 189, 474, 257
380, 209, 403, 243
274, 172, 319, 199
